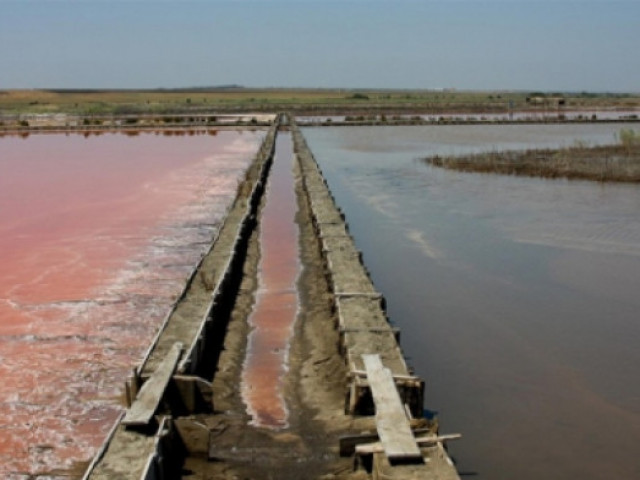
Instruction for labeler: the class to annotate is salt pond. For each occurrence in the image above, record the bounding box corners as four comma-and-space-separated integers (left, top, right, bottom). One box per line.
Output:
0, 130, 263, 478
304, 124, 640, 480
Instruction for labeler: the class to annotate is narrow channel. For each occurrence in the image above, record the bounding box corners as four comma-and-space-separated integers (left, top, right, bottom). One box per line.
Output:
241, 131, 300, 428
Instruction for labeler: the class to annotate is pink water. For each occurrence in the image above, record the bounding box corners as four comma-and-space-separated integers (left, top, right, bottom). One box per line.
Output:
241, 133, 300, 429
0, 130, 264, 478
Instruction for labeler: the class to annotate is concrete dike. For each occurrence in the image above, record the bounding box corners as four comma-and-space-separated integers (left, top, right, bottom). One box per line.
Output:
291, 128, 420, 413
84, 115, 461, 480
291, 121, 460, 479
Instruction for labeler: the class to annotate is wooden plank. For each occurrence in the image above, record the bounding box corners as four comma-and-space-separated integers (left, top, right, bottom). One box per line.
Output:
350, 369, 419, 383
362, 354, 422, 462
123, 342, 183, 427
334, 292, 382, 299
355, 434, 462, 455
341, 327, 398, 335
339, 428, 431, 456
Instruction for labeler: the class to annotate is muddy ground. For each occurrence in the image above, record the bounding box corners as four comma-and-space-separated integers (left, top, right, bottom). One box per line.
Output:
175, 155, 375, 479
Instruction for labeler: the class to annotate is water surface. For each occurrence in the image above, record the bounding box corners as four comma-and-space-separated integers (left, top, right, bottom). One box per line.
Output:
242, 133, 300, 429
296, 109, 640, 125
304, 124, 640, 480
0, 130, 263, 478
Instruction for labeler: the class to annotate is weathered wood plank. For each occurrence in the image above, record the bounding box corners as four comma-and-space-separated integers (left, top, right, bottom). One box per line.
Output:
334, 292, 382, 299
355, 434, 462, 455
123, 342, 183, 427
362, 354, 422, 462
339, 428, 432, 457
350, 369, 419, 383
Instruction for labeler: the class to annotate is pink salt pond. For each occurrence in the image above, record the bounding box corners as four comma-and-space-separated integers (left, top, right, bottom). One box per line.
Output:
0, 130, 264, 477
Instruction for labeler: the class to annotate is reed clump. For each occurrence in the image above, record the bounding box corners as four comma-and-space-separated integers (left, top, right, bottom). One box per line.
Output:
425, 138, 640, 183
424, 145, 640, 182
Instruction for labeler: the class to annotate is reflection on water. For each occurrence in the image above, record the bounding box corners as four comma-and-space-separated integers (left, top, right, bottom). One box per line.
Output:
304, 125, 640, 480
242, 133, 300, 429
0, 131, 263, 478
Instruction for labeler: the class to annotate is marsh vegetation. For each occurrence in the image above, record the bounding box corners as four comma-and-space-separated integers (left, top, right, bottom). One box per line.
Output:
425, 129, 640, 182
1, 88, 639, 116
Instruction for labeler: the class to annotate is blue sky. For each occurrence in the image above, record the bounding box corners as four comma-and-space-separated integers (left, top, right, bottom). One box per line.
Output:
1, 0, 638, 92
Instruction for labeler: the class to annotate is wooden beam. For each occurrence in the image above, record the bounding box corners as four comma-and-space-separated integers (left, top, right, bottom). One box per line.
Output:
362, 354, 422, 462
123, 342, 183, 427
355, 434, 462, 455
339, 428, 431, 457
334, 292, 382, 299
349, 369, 419, 383
340, 327, 399, 335
172, 375, 214, 413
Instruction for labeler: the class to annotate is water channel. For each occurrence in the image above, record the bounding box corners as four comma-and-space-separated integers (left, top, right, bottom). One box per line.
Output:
303, 124, 640, 480
242, 132, 300, 429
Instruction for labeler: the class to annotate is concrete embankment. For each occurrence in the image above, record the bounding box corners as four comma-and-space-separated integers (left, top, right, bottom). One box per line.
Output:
291, 121, 461, 479
138, 120, 277, 380
291, 126, 420, 413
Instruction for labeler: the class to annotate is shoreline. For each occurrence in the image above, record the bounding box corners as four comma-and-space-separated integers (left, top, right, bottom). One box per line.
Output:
1, 110, 639, 136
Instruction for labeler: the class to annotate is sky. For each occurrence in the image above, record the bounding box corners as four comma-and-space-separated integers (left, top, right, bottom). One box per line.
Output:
1, 0, 638, 92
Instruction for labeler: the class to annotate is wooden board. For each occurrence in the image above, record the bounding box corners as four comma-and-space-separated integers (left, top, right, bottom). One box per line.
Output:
340, 428, 432, 456
350, 369, 419, 382
362, 354, 422, 462
355, 433, 462, 455
123, 342, 183, 427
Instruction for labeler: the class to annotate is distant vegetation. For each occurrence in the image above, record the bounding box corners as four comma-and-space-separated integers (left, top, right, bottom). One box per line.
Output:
0, 88, 639, 116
